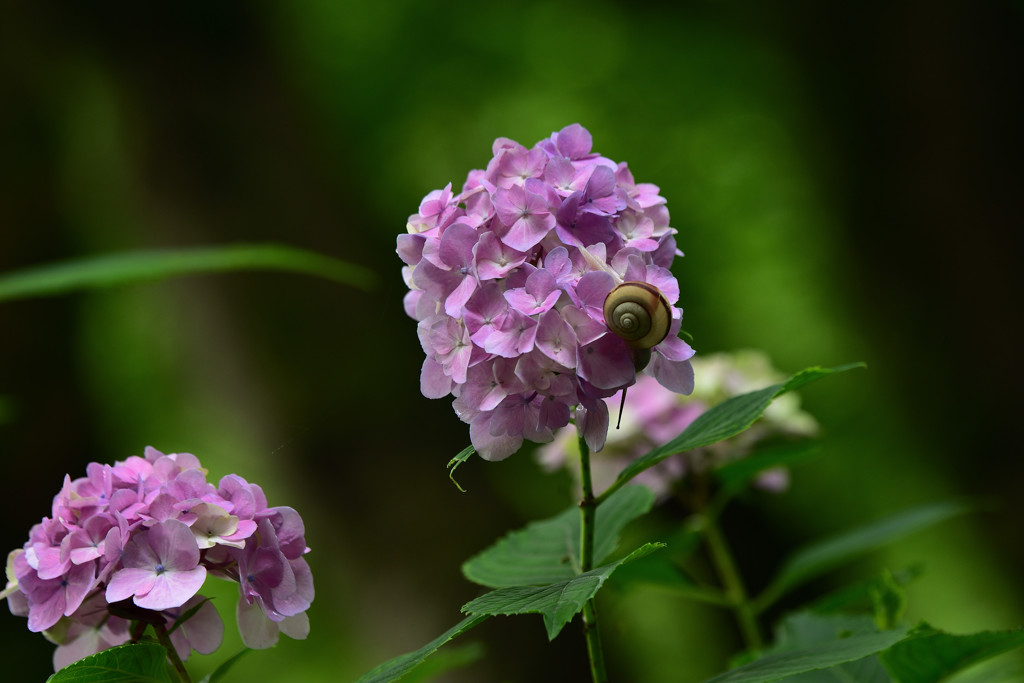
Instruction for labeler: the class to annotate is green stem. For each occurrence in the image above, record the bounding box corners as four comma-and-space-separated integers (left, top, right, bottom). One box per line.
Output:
153, 622, 192, 683
701, 514, 763, 651
577, 430, 608, 683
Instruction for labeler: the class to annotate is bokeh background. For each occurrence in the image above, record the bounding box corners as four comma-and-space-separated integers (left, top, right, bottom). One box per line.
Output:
1, 1, 1021, 681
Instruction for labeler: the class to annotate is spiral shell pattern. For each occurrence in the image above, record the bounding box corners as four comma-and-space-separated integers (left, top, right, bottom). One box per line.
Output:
603, 282, 672, 349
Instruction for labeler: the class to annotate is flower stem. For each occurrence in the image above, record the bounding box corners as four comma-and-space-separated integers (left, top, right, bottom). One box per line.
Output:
153, 622, 192, 683
577, 431, 608, 683
701, 514, 763, 651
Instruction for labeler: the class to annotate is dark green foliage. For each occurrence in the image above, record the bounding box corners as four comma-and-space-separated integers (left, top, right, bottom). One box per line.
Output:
462, 543, 664, 640
753, 501, 970, 613
462, 485, 654, 588
0, 244, 376, 302
880, 624, 1024, 683
46, 643, 174, 683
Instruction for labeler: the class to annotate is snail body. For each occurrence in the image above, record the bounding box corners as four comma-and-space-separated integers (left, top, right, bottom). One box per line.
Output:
603, 282, 672, 370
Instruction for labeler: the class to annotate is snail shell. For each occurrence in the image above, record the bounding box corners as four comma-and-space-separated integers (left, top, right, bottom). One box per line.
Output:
603, 281, 672, 351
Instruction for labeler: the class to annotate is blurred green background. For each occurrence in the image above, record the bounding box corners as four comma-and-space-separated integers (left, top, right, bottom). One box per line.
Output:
1, 1, 1021, 681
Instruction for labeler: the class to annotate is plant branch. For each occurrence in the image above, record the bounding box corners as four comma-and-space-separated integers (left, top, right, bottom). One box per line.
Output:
153, 622, 192, 683
701, 514, 763, 651
578, 430, 608, 683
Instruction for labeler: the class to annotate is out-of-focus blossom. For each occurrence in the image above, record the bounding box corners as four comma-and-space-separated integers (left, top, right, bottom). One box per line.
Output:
539, 351, 818, 499
2, 446, 314, 670
400, 124, 695, 460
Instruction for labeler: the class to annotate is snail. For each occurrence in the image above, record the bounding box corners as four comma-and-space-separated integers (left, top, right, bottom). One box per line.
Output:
603, 281, 672, 372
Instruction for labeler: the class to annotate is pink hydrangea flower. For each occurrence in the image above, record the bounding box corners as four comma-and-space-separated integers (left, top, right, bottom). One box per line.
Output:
105, 519, 208, 612
1, 446, 314, 670
400, 124, 696, 460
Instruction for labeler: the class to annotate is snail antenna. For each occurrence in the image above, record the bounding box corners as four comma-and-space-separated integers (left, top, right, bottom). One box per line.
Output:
616, 386, 628, 429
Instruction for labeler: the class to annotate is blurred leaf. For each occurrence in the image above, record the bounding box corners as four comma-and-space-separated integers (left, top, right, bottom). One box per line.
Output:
597, 364, 865, 504
610, 521, 727, 603
773, 611, 884, 650
702, 625, 909, 683
780, 657, 893, 683
767, 611, 895, 682
613, 557, 732, 606
0, 243, 377, 302
446, 445, 475, 492
46, 642, 174, 683
870, 570, 906, 631
808, 566, 924, 616
754, 501, 969, 613
462, 485, 655, 588
462, 542, 663, 640
354, 615, 489, 683
196, 648, 251, 683
714, 441, 821, 491
880, 624, 1024, 683
401, 642, 484, 683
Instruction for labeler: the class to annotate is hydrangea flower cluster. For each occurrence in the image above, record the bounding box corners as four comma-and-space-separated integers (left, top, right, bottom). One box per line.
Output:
399, 124, 696, 460
539, 351, 819, 499
1, 447, 314, 670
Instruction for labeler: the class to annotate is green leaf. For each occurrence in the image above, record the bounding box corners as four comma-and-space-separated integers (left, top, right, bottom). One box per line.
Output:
401, 642, 484, 683
779, 657, 894, 683
354, 615, 488, 683
196, 648, 252, 683
0, 243, 377, 302
46, 642, 174, 683
701, 626, 909, 683
765, 611, 895, 682
808, 566, 923, 616
591, 487, 657, 566
870, 570, 906, 631
610, 521, 727, 604
714, 441, 821, 491
614, 558, 732, 606
461, 485, 655, 588
462, 543, 663, 640
754, 501, 969, 613
880, 623, 1024, 683
446, 445, 475, 492
773, 611, 886, 650
597, 363, 864, 504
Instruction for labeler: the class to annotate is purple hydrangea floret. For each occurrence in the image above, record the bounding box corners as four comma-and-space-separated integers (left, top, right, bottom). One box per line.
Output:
400, 124, 696, 460
1, 446, 315, 670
